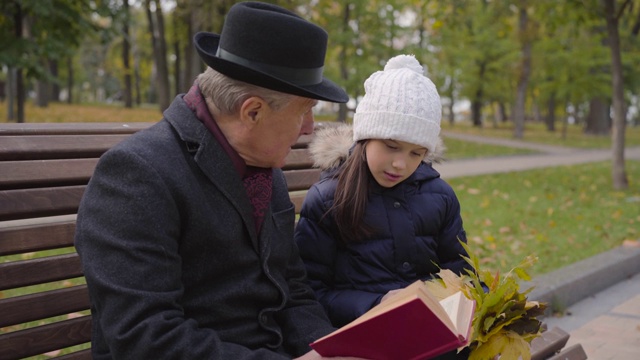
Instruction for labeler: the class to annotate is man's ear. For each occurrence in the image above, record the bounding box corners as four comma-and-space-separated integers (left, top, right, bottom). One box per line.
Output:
239, 96, 265, 127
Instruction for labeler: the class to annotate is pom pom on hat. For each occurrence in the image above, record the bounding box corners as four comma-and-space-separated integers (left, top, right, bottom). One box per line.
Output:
384, 54, 424, 73
353, 54, 442, 154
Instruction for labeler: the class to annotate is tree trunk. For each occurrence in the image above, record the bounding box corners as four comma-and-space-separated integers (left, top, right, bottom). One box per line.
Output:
173, 22, 181, 95
584, 97, 611, 135
546, 94, 556, 132
603, 0, 628, 190
335, 2, 351, 123
471, 99, 483, 127
16, 68, 25, 123
67, 57, 74, 104
36, 58, 49, 108
448, 97, 455, 126
471, 62, 486, 127
146, 0, 171, 112
36, 79, 49, 107
13, 3, 25, 123
185, 8, 201, 87
123, 0, 133, 108
499, 102, 508, 123
132, 27, 142, 106
49, 60, 60, 102
134, 52, 142, 106
6, 68, 15, 120
513, 1, 531, 139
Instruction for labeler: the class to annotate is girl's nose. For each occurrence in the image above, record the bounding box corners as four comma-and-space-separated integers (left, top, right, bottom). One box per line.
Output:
392, 156, 406, 170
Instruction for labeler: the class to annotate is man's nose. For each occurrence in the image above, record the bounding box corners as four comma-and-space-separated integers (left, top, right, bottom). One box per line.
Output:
300, 112, 314, 135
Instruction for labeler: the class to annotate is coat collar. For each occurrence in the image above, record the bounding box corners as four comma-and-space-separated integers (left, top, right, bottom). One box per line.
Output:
163, 95, 263, 244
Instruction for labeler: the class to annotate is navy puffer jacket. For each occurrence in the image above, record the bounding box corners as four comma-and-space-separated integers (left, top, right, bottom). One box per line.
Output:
295, 124, 472, 328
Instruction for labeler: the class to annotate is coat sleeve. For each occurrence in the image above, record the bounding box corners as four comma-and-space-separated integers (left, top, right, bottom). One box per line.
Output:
295, 184, 382, 327
75, 148, 292, 360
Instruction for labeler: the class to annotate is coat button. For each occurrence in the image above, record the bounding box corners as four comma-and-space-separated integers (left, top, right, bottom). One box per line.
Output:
393, 201, 401, 208
260, 314, 268, 324
402, 262, 410, 269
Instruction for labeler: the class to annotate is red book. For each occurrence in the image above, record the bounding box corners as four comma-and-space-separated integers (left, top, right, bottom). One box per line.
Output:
310, 281, 475, 360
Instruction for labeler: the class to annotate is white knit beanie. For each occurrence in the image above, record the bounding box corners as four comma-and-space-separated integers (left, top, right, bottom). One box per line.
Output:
353, 54, 442, 154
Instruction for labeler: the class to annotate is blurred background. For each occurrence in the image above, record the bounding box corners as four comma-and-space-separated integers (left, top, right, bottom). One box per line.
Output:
1, 0, 639, 278
2, 0, 639, 129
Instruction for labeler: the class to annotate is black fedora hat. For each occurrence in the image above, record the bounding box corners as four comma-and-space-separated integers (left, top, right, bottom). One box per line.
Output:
194, 1, 348, 103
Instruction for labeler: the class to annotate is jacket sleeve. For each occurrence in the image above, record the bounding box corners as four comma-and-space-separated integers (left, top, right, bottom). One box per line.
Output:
75, 148, 293, 360
435, 184, 473, 276
295, 185, 382, 327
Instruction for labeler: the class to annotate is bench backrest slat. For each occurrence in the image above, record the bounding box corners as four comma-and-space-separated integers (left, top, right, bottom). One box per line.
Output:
0, 159, 98, 190
0, 286, 90, 328
0, 218, 76, 256
0, 122, 150, 135
0, 135, 131, 161
0, 186, 86, 221
49, 349, 93, 360
284, 168, 322, 192
0, 316, 92, 359
0, 253, 83, 291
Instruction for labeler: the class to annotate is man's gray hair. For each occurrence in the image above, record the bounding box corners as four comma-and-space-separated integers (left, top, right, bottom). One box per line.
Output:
197, 67, 293, 115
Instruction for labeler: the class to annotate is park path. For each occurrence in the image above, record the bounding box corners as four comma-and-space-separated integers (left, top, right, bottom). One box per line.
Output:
437, 130, 640, 179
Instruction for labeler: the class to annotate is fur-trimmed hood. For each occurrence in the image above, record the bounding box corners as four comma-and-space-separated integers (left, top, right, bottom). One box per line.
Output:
309, 123, 445, 171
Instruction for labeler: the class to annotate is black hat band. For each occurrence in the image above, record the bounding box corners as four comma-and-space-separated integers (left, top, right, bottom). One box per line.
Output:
216, 47, 324, 86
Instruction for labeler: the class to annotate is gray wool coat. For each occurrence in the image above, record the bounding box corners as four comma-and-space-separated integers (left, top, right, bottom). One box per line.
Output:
74, 95, 335, 359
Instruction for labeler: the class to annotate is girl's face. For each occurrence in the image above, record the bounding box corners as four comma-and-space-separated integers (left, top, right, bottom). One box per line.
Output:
365, 139, 427, 188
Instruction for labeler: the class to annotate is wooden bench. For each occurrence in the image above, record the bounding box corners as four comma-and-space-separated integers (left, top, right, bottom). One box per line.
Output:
0, 122, 585, 359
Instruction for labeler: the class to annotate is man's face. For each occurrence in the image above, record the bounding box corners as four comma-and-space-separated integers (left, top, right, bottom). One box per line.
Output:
245, 96, 317, 168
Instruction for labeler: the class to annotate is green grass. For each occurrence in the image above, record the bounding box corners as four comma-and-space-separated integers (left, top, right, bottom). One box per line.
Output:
0, 100, 162, 123
442, 138, 538, 159
450, 160, 640, 277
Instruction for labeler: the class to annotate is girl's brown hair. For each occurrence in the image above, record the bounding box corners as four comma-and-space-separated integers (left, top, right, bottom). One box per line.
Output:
328, 140, 377, 243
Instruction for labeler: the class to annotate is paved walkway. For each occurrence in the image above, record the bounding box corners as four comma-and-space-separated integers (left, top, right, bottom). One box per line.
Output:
436, 132, 640, 360
438, 130, 640, 179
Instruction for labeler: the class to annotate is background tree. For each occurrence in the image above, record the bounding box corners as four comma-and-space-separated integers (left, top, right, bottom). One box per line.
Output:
0, 0, 97, 121
602, 0, 632, 190
145, 0, 171, 111
512, 0, 533, 139
122, 0, 133, 108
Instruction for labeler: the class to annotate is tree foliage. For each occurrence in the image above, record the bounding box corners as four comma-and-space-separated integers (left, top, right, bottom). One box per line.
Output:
2, 0, 638, 152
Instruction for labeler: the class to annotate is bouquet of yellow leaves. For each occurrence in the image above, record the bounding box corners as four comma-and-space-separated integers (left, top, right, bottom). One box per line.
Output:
424, 241, 547, 360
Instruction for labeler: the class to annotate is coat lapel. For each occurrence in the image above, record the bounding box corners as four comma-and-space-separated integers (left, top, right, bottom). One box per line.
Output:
163, 97, 259, 249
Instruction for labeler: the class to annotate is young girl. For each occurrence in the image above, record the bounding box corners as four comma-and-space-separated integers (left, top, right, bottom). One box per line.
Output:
295, 55, 474, 342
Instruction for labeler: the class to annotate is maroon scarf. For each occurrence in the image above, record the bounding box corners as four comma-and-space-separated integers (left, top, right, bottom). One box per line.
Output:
183, 82, 272, 235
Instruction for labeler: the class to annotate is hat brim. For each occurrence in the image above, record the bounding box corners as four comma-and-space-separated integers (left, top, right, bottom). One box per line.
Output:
194, 32, 348, 103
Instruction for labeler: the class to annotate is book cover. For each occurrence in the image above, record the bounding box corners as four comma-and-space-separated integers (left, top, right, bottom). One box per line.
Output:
310, 281, 475, 360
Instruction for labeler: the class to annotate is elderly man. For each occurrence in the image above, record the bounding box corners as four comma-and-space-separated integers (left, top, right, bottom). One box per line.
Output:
75, 2, 362, 359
